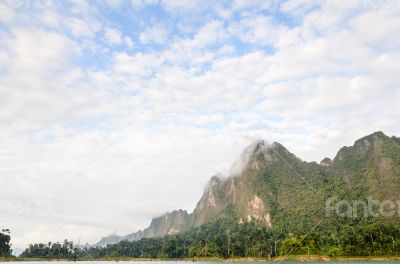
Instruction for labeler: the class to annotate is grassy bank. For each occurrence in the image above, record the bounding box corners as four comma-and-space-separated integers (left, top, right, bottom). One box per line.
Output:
273, 255, 400, 261
0, 257, 17, 262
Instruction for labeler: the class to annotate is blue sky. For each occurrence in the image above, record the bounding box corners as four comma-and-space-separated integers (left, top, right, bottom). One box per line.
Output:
1, 0, 400, 249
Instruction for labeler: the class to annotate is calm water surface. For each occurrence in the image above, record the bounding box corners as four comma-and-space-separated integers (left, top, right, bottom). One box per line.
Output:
3, 262, 400, 264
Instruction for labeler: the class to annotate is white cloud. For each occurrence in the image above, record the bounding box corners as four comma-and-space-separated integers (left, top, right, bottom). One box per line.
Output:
162, 20, 226, 65
280, 0, 320, 16
160, 0, 200, 12
65, 16, 101, 38
104, 0, 123, 7
231, 0, 280, 12
217, 44, 235, 55
350, 9, 400, 51
192, 20, 227, 47
131, 0, 159, 9
0, 4, 16, 23
229, 15, 280, 46
113, 52, 164, 77
124, 36, 134, 48
139, 24, 169, 44
1, 28, 80, 82
104, 27, 123, 45
39, 10, 61, 28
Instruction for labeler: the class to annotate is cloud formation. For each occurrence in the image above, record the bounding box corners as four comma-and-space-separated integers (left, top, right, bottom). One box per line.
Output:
0, 0, 399, 249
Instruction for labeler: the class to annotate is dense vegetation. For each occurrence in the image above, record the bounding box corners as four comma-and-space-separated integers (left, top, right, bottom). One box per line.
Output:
20, 239, 76, 259
81, 219, 281, 259
0, 229, 12, 257
21, 218, 400, 259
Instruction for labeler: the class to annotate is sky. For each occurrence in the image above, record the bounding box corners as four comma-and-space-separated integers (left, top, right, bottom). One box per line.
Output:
1, 0, 400, 249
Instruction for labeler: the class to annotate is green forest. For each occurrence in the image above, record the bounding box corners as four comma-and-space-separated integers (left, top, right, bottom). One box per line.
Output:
19, 217, 400, 260
0, 229, 12, 257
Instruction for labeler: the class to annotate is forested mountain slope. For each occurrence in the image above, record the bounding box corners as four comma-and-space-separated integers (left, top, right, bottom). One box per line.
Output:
96, 131, 400, 246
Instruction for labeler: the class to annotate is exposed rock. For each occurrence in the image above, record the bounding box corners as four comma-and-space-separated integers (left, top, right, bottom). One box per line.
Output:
245, 195, 272, 227
320, 157, 332, 166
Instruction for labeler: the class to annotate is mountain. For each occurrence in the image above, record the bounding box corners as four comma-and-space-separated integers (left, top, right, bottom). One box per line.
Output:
96, 131, 400, 246
95, 234, 124, 247
95, 210, 190, 247
191, 140, 276, 227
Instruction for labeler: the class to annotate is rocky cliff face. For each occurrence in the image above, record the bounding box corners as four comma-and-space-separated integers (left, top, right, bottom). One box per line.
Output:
192, 140, 275, 227
144, 209, 190, 237
96, 131, 400, 246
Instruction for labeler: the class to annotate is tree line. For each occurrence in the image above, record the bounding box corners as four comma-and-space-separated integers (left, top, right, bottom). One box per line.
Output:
20, 239, 77, 259
0, 229, 12, 257
19, 218, 400, 259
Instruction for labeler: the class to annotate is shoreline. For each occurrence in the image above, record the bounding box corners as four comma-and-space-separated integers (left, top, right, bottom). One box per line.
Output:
3, 256, 400, 262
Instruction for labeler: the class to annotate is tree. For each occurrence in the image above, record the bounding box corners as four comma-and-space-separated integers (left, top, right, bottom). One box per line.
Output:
0, 229, 12, 257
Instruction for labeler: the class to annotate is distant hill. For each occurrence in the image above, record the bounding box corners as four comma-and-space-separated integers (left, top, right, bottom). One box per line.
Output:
95, 210, 190, 247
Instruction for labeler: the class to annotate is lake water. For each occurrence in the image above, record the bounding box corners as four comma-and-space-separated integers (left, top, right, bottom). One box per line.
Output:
3, 262, 400, 264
